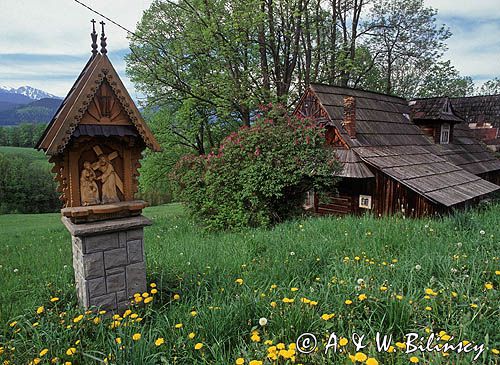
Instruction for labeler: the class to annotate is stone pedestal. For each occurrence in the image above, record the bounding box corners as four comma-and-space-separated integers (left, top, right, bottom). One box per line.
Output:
62, 215, 151, 312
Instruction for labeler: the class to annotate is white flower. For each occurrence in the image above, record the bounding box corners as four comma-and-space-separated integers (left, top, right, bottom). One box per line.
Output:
357, 278, 365, 285
456, 242, 462, 248
415, 264, 422, 271
451, 268, 458, 274
259, 317, 268, 326
479, 230, 485, 235
13, 268, 19, 273
289, 252, 295, 256
355, 285, 362, 291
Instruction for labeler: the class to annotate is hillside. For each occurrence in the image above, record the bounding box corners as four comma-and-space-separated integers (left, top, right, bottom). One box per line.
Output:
0, 98, 62, 125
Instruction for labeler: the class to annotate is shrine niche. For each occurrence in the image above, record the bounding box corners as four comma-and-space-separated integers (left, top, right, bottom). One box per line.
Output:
36, 20, 160, 223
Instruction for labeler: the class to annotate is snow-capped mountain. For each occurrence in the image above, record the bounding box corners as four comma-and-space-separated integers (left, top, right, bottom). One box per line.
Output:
0, 85, 61, 100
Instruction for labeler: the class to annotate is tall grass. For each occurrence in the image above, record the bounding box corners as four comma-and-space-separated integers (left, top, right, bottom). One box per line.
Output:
0, 203, 498, 364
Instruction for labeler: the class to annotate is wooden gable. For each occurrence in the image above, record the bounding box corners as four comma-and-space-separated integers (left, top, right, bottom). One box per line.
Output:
37, 54, 160, 155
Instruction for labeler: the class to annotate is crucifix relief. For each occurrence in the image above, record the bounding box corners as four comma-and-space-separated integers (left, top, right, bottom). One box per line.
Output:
80, 145, 124, 206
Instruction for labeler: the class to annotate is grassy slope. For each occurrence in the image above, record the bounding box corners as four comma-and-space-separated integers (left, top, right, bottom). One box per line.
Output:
0, 204, 499, 364
0, 146, 50, 169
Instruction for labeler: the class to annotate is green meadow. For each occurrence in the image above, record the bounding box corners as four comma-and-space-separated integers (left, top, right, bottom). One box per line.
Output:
0, 203, 499, 364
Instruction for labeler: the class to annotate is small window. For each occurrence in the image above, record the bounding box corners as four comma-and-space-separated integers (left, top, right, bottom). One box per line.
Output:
440, 123, 450, 144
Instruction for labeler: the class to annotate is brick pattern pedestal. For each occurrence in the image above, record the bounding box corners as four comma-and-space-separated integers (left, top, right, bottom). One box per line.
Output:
62, 215, 152, 312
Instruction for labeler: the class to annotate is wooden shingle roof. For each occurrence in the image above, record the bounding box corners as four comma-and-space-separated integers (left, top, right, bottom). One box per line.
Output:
308, 83, 500, 207
450, 94, 500, 127
409, 97, 463, 123
411, 97, 500, 175
36, 54, 160, 155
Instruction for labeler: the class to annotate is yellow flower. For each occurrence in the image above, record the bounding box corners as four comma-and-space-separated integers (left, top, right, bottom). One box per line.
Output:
264, 340, 273, 345
173, 294, 181, 300
366, 358, 378, 365
249, 361, 262, 365
358, 294, 367, 301
93, 317, 101, 324
150, 283, 157, 288
270, 284, 277, 289
190, 310, 198, 317
451, 291, 458, 298
155, 338, 165, 347
73, 315, 84, 323
425, 306, 432, 311
99, 310, 106, 315
379, 286, 388, 292
66, 348, 77, 356
250, 333, 261, 342
32, 322, 39, 327
270, 301, 277, 308
410, 356, 419, 363
396, 342, 406, 349
491, 348, 499, 355
36, 306, 44, 314
175, 323, 183, 329
130, 313, 139, 319
282, 297, 294, 303
470, 303, 478, 309
485, 282, 493, 290
188, 332, 196, 339
235, 358, 245, 365
9, 321, 17, 327
39, 349, 49, 357
345, 299, 353, 305
50, 297, 59, 303
495, 271, 500, 275
339, 337, 348, 346
235, 278, 244, 285
132, 333, 141, 341
115, 338, 122, 344
142, 292, 149, 298
151, 289, 158, 294
309, 300, 318, 306
396, 295, 403, 300
291, 287, 299, 292
354, 352, 367, 362
321, 313, 335, 321
194, 343, 203, 350
33, 359, 41, 364
300, 297, 311, 304
144, 297, 153, 304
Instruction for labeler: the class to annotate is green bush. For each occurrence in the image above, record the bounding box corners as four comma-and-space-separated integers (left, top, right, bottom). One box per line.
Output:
170, 104, 340, 230
0, 152, 60, 214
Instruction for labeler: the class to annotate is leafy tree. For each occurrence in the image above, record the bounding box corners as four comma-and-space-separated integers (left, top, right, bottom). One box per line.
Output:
365, 0, 451, 94
170, 104, 341, 230
479, 77, 500, 95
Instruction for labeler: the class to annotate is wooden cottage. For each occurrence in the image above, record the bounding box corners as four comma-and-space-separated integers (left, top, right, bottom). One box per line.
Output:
294, 84, 500, 216
36, 21, 160, 222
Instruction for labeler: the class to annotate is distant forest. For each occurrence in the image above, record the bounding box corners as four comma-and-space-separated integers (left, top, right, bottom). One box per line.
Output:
0, 123, 46, 148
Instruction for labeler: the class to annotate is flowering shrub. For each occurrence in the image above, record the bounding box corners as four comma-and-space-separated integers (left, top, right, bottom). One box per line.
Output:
170, 104, 340, 230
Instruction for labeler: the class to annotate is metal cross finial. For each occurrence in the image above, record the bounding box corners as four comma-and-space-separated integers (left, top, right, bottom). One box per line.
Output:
100, 20, 107, 55
90, 19, 98, 57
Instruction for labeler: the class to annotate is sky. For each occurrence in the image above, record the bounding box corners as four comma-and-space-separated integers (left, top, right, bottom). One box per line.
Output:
0, 0, 498, 99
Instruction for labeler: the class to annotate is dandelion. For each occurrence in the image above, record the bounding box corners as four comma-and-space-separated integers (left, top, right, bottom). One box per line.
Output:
354, 352, 367, 362
73, 315, 84, 323
175, 323, 183, 329
155, 338, 165, 347
270, 301, 277, 308
358, 294, 367, 301
132, 333, 141, 341
9, 321, 17, 327
259, 317, 268, 326
291, 287, 299, 292
321, 313, 335, 321
173, 294, 181, 300
410, 356, 419, 363
491, 348, 499, 355
366, 358, 378, 365
379, 286, 388, 292
194, 343, 204, 350
50, 297, 59, 303
115, 338, 122, 344
345, 299, 353, 305
339, 337, 348, 346
357, 278, 365, 285
415, 264, 422, 271
151, 289, 158, 294
39, 349, 49, 357
470, 303, 478, 309
188, 332, 196, 339
66, 348, 77, 356
282, 297, 294, 303
485, 282, 493, 290
144, 297, 153, 304
150, 283, 157, 288
270, 284, 277, 289
36, 306, 44, 314
235, 358, 245, 365
190, 310, 198, 317
235, 278, 244, 285
425, 306, 432, 311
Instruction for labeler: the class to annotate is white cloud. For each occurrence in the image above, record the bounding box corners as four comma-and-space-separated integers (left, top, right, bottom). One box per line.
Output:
425, 0, 500, 18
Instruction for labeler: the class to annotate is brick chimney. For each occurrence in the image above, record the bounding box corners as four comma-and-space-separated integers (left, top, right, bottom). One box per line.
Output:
343, 96, 356, 138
